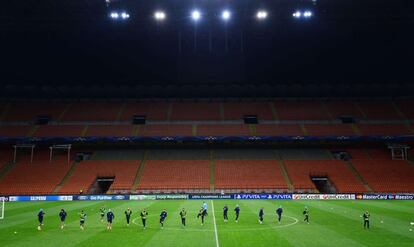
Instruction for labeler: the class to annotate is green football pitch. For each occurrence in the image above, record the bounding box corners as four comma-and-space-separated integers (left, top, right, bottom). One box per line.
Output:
0, 200, 413, 247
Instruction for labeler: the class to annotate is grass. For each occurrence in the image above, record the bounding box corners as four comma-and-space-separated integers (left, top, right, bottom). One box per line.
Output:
0, 200, 413, 247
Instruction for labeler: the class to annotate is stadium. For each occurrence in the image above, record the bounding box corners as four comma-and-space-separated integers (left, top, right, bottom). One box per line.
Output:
1, 0, 414, 246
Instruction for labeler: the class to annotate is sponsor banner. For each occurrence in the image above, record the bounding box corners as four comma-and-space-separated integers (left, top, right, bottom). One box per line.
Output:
130, 195, 188, 200
155, 194, 189, 200
130, 195, 156, 200
292, 194, 355, 200
233, 194, 292, 200
356, 194, 414, 200
394, 194, 414, 200
74, 195, 129, 201
0, 196, 9, 202
8, 195, 73, 202
189, 194, 233, 200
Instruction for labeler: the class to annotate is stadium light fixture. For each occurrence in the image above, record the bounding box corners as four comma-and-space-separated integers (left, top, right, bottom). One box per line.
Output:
121, 12, 130, 19
154, 11, 166, 21
221, 10, 231, 21
191, 10, 201, 21
256, 10, 268, 20
303, 11, 313, 18
110, 12, 119, 19
293, 11, 302, 18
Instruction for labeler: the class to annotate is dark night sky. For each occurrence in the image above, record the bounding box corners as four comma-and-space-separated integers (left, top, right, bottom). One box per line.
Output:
0, 0, 413, 97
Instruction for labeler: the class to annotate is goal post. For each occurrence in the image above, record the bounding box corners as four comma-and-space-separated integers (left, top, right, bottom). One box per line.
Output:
0, 197, 5, 219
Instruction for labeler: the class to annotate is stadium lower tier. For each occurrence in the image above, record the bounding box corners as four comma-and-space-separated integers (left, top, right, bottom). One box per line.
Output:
0, 149, 413, 195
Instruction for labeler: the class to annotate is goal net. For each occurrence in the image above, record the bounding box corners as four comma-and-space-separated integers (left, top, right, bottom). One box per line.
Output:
0, 197, 5, 219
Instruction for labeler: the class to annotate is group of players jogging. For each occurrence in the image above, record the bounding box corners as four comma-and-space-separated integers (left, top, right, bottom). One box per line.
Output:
36, 202, 371, 231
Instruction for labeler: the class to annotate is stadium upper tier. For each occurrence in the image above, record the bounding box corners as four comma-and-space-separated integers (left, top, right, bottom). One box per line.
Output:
1, 99, 413, 122
0, 99, 413, 139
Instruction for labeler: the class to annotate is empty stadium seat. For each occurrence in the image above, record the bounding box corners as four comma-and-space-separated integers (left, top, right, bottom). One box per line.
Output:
255, 124, 304, 136
394, 99, 414, 119
33, 125, 85, 137
284, 160, 367, 193
357, 101, 401, 120
305, 124, 356, 136
324, 101, 364, 119
357, 124, 412, 136
215, 160, 287, 191
137, 160, 210, 191
58, 160, 140, 194
61, 102, 122, 121
139, 124, 192, 136
3, 102, 67, 121
85, 125, 134, 137
120, 102, 169, 121
223, 102, 274, 120
170, 102, 221, 121
0, 152, 72, 195
274, 100, 331, 120
351, 159, 414, 192
0, 125, 31, 137
196, 124, 250, 136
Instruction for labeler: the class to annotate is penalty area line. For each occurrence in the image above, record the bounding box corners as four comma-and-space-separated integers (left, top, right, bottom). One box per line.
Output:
211, 200, 220, 247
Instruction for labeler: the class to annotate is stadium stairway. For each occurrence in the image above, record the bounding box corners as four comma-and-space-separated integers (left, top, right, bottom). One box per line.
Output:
131, 150, 148, 191
278, 160, 293, 191
57, 102, 72, 121
344, 160, 374, 192
300, 124, 309, 136
116, 102, 126, 121
52, 161, 81, 194
391, 101, 407, 119
270, 102, 279, 120
219, 102, 225, 120
353, 102, 368, 119
27, 125, 39, 137
209, 150, 215, 192
0, 162, 16, 183
350, 124, 361, 135
166, 103, 173, 121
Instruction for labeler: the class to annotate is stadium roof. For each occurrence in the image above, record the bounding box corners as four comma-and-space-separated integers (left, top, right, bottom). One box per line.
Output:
1, 0, 413, 98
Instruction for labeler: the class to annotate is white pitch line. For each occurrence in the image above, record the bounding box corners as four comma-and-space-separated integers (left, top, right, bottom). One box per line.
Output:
211, 200, 220, 247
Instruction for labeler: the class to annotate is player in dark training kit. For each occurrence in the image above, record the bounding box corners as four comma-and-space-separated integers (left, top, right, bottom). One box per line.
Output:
363, 211, 370, 229
276, 206, 283, 224
303, 207, 309, 223
99, 207, 106, 222
140, 209, 148, 229
234, 205, 240, 223
197, 207, 207, 226
79, 210, 87, 230
125, 208, 132, 226
59, 209, 67, 229
160, 209, 168, 229
37, 209, 45, 231
223, 205, 228, 222
180, 208, 187, 227
107, 209, 115, 230
259, 208, 264, 224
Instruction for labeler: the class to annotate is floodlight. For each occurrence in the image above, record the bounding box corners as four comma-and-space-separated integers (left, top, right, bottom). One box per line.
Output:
154, 11, 166, 20
191, 10, 201, 21
293, 11, 302, 18
222, 10, 231, 20
256, 10, 268, 20
110, 12, 119, 19
304, 11, 313, 18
